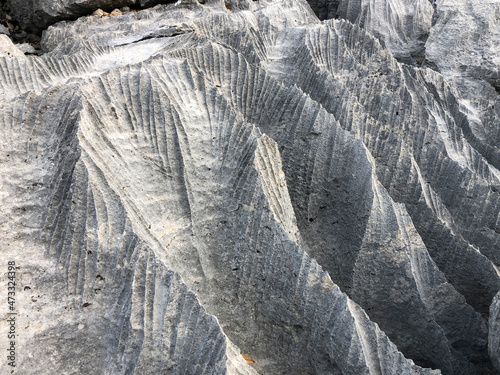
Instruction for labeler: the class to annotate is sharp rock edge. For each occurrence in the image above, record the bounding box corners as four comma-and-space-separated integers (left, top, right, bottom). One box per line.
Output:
0, 0, 499, 374
305, 0, 434, 64
424, 0, 500, 158
5, 0, 181, 31
0, 85, 258, 374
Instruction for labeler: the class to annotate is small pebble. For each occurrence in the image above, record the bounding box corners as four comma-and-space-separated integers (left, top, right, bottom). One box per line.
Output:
120, 6, 130, 12
0, 24, 9, 35
93, 8, 109, 17
110, 9, 122, 16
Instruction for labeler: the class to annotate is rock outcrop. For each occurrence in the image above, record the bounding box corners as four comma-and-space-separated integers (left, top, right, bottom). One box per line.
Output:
306, 0, 434, 63
425, 0, 500, 167
5, 0, 178, 31
425, 0, 500, 91
1, 0, 499, 374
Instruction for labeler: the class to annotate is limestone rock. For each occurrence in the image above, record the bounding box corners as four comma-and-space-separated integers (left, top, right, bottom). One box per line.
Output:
490, 292, 500, 372
5, 0, 179, 30
306, 0, 434, 63
0, 24, 10, 35
0, 0, 499, 374
425, 0, 500, 91
424, 0, 500, 160
0, 34, 25, 58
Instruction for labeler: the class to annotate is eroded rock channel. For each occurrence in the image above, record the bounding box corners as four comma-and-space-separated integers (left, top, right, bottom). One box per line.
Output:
1, 0, 500, 374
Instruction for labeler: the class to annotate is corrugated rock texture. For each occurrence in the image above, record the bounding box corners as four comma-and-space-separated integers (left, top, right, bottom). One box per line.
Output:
0, 0, 499, 374
306, 0, 434, 63
424, 0, 500, 171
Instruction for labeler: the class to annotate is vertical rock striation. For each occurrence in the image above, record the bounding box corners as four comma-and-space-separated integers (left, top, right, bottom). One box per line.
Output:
0, 0, 499, 374
306, 0, 434, 63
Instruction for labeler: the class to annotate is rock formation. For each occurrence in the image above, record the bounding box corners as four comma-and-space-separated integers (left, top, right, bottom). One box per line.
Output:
5, 0, 178, 30
307, 0, 434, 63
0, 0, 499, 374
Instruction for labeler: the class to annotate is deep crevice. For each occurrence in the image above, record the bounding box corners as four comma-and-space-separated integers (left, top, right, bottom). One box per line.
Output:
113, 26, 194, 48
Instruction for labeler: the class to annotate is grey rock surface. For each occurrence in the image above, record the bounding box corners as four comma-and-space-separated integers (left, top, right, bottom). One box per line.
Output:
15, 43, 35, 54
0, 25, 9, 35
5, 0, 179, 31
306, 0, 434, 63
424, 0, 500, 163
0, 0, 499, 374
425, 0, 500, 91
491, 292, 500, 372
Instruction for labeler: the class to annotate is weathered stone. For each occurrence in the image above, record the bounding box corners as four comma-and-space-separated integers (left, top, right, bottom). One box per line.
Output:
0, 24, 10, 35
424, 0, 500, 161
0, 34, 25, 58
6, 0, 178, 30
0, 0, 499, 374
426, 0, 500, 91
306, 0, 434, 63
490, 292, 500, 372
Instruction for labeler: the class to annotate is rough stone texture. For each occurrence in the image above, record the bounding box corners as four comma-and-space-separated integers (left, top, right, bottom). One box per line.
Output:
0, 34, 25, 58
0, 25, 9, 35
306, 0, 434, 63
5, 0, 179, 31
491, 292, 500, 372
0, 0, 499, 374
0, 82, 258, 375
424, 0, 500, 163
425, 0, 500, 91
